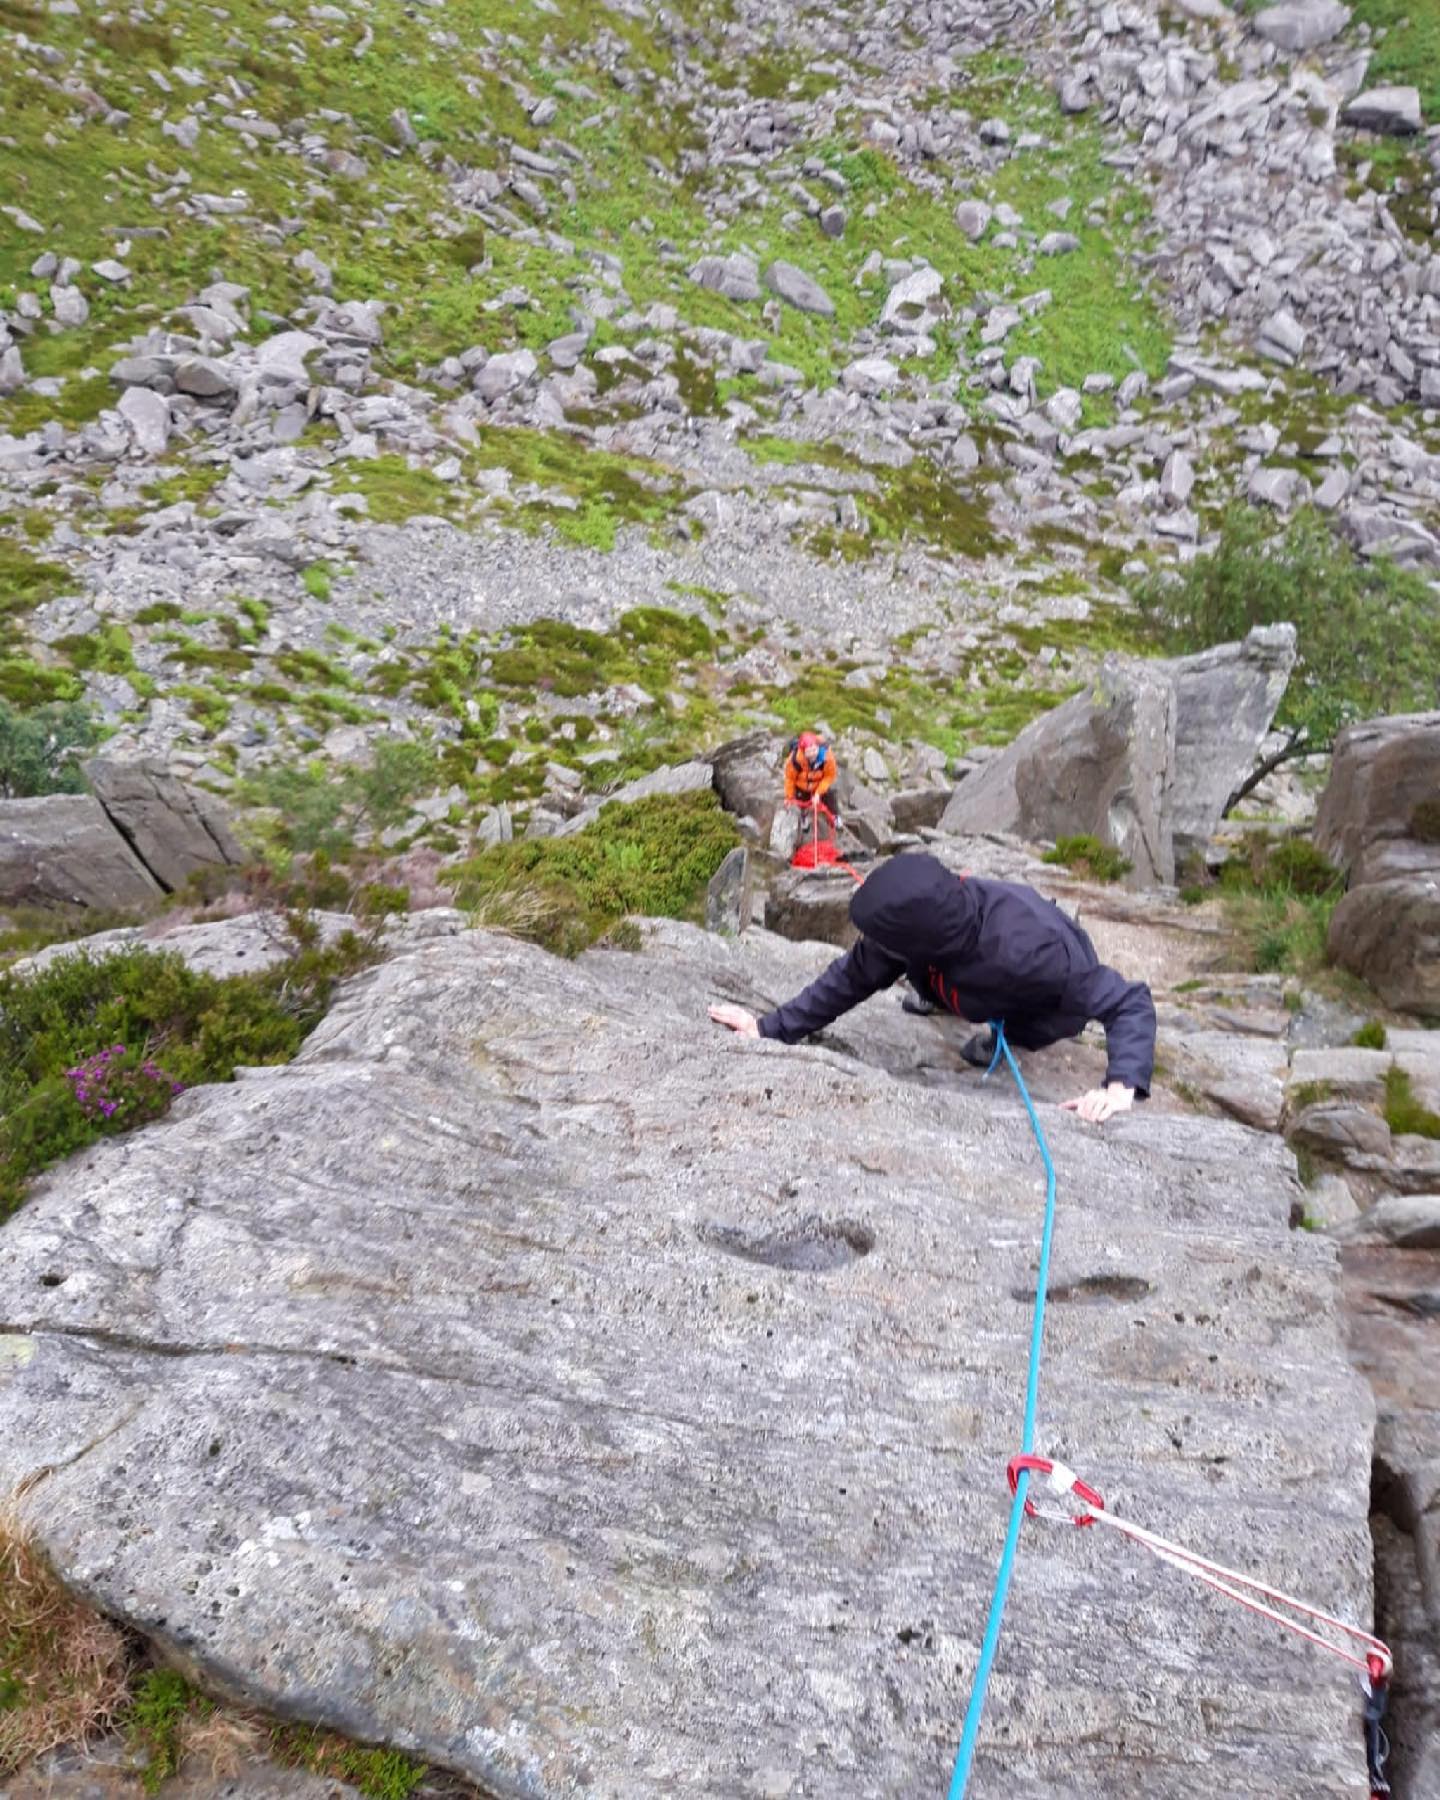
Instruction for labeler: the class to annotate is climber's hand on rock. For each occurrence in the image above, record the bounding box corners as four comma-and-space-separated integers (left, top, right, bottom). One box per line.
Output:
709, 1003, 760, 1038
1062, 1082, 1134, 1124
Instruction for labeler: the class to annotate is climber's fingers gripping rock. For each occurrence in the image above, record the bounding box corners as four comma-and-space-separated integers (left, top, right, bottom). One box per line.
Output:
708, 1003, 760, 1038
1061, 1082, 1135, 1125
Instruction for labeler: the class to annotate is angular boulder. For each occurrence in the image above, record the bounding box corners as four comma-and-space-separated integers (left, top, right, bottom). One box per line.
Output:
0, 794, 162, 910
1342, 86, 1422, 133
764, 259, 835, 317
85, 757, 244, 891
688, 253, 761, 303
1328, 877, 1440, 1017
709, 730, 782, 840
0, 923, 1377, 1795
940, 627, 1296, 886
1314, 711, 1440, 885
1251, 0, 1350, 51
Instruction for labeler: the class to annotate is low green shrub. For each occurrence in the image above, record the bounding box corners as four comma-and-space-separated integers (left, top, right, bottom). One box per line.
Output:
0, 924, 379, 1217
1352, 1019, 1388, 1050
450, 790, 739, 957
237, 739, 439, 858
1041, 834, 1133, 883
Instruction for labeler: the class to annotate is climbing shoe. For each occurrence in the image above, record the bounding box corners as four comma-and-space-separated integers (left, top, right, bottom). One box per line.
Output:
960, 1029, 997, 1068
901, 992, 939, 1016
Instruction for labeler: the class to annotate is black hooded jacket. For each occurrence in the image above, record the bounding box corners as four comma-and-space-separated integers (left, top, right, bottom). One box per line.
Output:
758, 853, 1156, 1095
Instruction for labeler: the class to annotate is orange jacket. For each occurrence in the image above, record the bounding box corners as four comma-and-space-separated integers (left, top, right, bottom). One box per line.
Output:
785, 746, 836, 806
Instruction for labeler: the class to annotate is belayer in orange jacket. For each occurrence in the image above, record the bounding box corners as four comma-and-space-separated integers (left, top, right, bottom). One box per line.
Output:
784, 732, 837, 818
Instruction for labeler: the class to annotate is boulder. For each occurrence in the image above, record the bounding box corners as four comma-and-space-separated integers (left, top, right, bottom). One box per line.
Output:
1163, 625, 1297, 858
688, 253, 761, 303
840, 355, 900, 395
890, 786, 951, 834
84, 758, 244, 891
116, 386, 171, 454
1328, 877, 1440, 1017
939, 628, 1296, 886
1342, 86, 1422, 133
710, 731, 781, 839
942, 660, 1175, 883
880, 267, 944, 331
1251, 0, 1350, 51
473, 349, 537, 403
764, 260, 835, 317
1314, 711, 1440, 885
832, 765, 893, 853
0, 923, 1377, 1795
0, 794, 162, 910
704, 845, 751, 935
1338, 1194, 1440, 1249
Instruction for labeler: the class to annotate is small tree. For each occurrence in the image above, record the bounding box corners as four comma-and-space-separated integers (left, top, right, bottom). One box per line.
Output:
0, 699, 98, 799
1132, 506, 1440, 803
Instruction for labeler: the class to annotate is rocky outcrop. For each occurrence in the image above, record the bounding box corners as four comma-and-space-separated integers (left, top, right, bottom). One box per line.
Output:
0, 921, 1376, 1797
1328, 878, 1440, 1017
84, 757, 244, 891
1314, 714, 1440, 1014
939, 628, 1296, 885
1314, 712, 1440, 886
0, 763, 245, 914
0, 795, 162, 910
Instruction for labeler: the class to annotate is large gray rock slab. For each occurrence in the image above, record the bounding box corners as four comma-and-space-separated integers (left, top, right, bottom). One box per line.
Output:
939, 629, 1295, 886
8, 908, 467, 981
0, 922, 1376, 1797
1314, 712, 1440, 886
84, 758, 244, 891
0, 794, 162, 910
1162, 625, 1297, 858
940, 660, 1176, 884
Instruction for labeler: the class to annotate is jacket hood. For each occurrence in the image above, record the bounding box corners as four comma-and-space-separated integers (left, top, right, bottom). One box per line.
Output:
849, 853, 977, 961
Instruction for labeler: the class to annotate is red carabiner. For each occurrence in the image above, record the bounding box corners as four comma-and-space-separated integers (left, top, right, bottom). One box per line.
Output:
1007, 1453, 1105, 1526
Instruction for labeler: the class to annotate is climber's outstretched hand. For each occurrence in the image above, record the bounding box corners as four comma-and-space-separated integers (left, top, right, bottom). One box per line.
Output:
708, 1003, 760, 1038
1062, 1082, 1135, 1124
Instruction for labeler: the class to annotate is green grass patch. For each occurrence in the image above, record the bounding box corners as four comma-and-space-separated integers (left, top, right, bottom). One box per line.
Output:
1349, 0, 1440, 119
1352, 1019, 1388, 1050
1384, 1064, 1440, 1139
1042, 833, 1133, 882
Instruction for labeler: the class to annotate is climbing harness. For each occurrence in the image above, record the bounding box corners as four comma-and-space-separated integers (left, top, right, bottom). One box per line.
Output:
788, 797, 863, 883
946, 1025, 1394, 1800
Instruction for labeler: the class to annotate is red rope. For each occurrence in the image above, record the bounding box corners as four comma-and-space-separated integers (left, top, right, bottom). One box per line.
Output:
788, 797, 863, 884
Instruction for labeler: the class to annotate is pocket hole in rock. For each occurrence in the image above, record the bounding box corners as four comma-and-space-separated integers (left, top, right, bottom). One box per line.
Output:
699, 1213, 875, 1273
1011, 1273, 1152, 1304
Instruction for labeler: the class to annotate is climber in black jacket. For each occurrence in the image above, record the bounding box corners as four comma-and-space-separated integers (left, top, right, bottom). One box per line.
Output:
709, 852, 1156, 1123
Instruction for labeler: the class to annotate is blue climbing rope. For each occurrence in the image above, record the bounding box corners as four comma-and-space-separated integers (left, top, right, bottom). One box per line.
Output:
946, 1022, 1061, 1800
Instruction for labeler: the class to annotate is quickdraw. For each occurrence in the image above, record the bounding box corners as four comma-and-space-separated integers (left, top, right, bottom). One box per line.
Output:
1007, 1453, 1394, 1800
